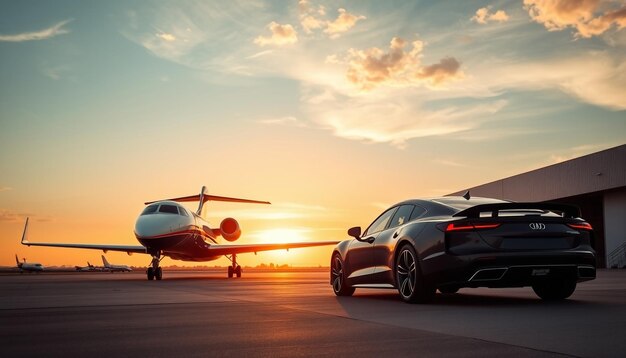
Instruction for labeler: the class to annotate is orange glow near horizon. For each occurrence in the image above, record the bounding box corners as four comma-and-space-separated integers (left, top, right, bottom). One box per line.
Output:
0, 195, 376, 268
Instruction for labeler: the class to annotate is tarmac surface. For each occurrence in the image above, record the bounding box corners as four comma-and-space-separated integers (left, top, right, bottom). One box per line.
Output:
1, 269, 625, 357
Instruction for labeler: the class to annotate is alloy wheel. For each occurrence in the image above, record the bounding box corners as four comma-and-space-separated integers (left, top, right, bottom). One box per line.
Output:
331, 256, 344, 293
397, 248, 417, 299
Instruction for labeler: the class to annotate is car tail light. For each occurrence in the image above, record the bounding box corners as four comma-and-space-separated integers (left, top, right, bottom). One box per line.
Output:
567, 222, 593, 231
443, 222, 501, 232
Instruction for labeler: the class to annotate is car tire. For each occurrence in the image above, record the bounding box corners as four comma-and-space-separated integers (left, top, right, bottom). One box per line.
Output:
395, 244, 435, 303
532, 280, 577, 300
331, 253, 355, 296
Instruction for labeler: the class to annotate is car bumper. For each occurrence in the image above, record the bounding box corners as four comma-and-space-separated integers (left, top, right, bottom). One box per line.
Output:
426, 250, 596, 288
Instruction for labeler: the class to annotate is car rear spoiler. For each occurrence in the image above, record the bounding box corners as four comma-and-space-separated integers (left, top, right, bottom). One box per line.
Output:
453, 202, 581, 218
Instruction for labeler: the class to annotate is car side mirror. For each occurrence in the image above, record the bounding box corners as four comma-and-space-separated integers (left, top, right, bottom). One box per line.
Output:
348, 226, 362, 240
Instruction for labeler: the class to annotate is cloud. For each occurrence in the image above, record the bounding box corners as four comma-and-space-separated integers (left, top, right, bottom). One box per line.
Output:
483, 51, 626, 110
524, 0, 626, 38
299, 1, 324, 34
247, 49, 274, 59
0, 19, 72, 42
41, 65, 71, 80
257, 116, 307, 127
417, 57, 462, 86
433, 159, 467, 167
0, 209, 51, 223
156, 32, 176, 42
299, 2, 364, 37
324, 8, 366, 38
344, 37, 464, 90
136, 15, 206, 62
119, 2, 623, 150
472, 6, 510, 24
549, 143, 621, 163
0, 209, 26, 222
122, 2, 268, 67
254, 22, 298, 46
306, 91, 507, 147
301, 15, 324, 34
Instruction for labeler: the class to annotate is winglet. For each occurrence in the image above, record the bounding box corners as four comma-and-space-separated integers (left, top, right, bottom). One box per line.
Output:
21, 217, 30, 245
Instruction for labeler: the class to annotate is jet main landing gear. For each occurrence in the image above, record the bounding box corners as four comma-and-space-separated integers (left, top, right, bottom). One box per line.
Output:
147, 254, 163, 281
227, 254, 242, 278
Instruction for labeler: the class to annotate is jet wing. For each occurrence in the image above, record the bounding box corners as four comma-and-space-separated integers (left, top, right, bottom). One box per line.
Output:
20, 218, 147, 255
205, 241, 340, 256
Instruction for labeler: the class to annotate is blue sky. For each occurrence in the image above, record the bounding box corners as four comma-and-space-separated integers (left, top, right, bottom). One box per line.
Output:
0, 0, 624, 265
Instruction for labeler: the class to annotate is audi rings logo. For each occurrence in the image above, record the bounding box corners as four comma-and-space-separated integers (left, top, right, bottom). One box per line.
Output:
529, 223, 546, 230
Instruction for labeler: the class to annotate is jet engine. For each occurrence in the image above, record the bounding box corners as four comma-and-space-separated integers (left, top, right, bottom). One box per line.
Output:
220, 217, 241, 242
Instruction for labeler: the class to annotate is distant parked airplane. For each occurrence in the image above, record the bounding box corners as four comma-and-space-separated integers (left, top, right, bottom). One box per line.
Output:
101, 255, 132, 272
21, 186, 338, 280
75, 262, 99, 272
15, 254, 44, 273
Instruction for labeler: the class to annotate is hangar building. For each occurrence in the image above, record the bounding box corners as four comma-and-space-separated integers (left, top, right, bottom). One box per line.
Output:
449, 144, 626, 268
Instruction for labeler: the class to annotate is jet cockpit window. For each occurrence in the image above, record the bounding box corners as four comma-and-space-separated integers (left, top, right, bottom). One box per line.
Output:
141, 205, 159, 216
158, 205, 179, 214
178, 206, 189, 216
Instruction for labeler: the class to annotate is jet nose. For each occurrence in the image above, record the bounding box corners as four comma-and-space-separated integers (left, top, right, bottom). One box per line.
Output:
135, 215, 164, 238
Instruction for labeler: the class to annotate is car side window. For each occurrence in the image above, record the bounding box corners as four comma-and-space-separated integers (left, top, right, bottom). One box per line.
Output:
390, 205, 414, 228
364, 207, 398, 236
409, 205, 427, 221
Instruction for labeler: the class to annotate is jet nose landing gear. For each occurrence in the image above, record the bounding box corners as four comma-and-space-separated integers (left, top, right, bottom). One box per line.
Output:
227, 254, 242, 278
147, 254, 163, 281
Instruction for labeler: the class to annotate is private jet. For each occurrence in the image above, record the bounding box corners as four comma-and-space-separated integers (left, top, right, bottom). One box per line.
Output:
15, 254, 44, 273
102, 255, 132, 272
21, 186, 338, 280
75, 262, 95, 271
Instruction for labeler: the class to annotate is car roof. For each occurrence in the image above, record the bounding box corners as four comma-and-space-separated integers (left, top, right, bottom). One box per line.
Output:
393, 196, 509, 214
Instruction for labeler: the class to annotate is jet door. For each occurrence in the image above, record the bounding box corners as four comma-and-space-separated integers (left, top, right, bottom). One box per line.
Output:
346, 207, 398, 285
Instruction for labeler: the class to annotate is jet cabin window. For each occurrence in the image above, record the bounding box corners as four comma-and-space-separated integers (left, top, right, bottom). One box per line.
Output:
141, 205, 159, 215
158, 205, 179, 215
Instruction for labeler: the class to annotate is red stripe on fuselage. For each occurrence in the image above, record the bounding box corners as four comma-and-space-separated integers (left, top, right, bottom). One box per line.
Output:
135, 226, 215, 241
136, 226, 219, 260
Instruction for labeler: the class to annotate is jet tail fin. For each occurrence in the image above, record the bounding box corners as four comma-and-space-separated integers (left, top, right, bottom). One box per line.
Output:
15, 254, 20, 266
144, 186, 271, 217
101, 255, 110, 268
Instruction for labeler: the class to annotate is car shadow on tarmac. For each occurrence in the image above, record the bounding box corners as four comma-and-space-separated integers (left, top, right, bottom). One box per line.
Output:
342, 290, 596, 307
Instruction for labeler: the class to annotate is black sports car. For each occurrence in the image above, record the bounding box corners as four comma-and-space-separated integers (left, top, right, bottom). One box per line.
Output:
330, 196, 596, 303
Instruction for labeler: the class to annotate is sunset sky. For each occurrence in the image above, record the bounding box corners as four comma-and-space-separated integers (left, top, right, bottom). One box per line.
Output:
1, 0, 625, 267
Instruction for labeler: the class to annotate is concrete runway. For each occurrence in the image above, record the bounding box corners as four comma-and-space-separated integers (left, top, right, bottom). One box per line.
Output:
1, 270, 625, 357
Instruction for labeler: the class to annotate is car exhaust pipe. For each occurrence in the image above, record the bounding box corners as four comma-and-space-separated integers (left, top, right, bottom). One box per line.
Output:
469, 267, 508, 282
577, 265, 596, 279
